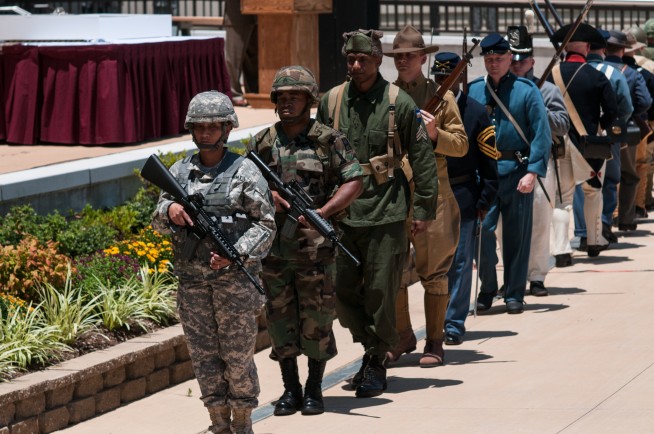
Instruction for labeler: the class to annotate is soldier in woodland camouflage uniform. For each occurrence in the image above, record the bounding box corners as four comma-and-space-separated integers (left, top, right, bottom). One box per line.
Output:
249, 66, 363, 416
151, 91, 276, 434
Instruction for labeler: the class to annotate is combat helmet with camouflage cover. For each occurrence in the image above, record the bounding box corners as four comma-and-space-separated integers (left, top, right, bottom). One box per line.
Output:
184, 90, 239, 129
270, 66, 319, 104
626, 25, 647, 44
644, 19, 654, 37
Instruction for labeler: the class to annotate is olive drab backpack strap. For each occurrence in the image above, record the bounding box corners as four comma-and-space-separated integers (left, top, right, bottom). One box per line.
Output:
327, 82, 347, 130
386, 83, 401, 180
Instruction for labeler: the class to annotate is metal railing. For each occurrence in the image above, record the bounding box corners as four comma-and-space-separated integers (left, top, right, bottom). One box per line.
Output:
4, 1, 654, 34
378, 1, 654, 35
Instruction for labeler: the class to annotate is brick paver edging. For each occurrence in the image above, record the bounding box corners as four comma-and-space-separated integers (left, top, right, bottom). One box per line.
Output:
0, 321, 271, 433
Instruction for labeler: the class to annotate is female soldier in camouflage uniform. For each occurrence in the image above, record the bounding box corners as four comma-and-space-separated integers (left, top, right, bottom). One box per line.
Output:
151, 91, 276, 434
249, 66, 362, 416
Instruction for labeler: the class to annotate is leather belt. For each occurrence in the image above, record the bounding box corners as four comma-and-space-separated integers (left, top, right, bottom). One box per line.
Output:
498, 149, 529, 161
449, 173, 474, 186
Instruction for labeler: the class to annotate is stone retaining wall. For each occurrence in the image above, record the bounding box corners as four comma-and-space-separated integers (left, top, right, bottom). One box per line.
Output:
0, 318, 271, 433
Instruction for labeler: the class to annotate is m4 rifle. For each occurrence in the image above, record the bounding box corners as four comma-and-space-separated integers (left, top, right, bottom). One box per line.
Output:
248, 150, 361, 267
140, 154, 266, 295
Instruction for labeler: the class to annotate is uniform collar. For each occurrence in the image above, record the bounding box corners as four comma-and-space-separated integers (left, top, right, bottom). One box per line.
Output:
586, 53, 604, 63
395, 73, 428, 92
275, 119, 316, 147
604, 54, 624, 64
565, 52, 587, 63
346, 73, 387, 104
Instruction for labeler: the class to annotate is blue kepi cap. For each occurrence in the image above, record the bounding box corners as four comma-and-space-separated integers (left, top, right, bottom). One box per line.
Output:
480, 33, 510, 55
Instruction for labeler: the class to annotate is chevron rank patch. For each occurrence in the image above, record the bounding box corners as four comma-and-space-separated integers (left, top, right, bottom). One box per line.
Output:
477, 125, 499, 160
416, 124, 429, 142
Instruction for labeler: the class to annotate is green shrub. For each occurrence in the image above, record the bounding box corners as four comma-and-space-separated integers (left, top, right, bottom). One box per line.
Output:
0, 205, 67, 247
76, 204, 139, 239
56, 218, 118, 258
0, 236, 70, 302
73, 251, 141, 295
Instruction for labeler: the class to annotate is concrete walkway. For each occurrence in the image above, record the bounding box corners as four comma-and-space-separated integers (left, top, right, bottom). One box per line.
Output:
3, 106, 653, 434
54, 219, 654, 433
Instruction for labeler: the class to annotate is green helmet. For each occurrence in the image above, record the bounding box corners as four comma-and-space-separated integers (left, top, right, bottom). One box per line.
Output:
626, 25, 647, 44
184, 91, 239, 130
270, 66, 319, 104
644, 18, 654, 36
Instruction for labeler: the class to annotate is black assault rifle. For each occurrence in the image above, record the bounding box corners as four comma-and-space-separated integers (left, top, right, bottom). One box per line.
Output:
140, 154, 265, 295
247, 150, 361, 267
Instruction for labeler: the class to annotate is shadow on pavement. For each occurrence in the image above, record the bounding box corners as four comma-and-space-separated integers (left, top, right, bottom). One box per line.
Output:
523, 302, 570, 313
445, 349, 494, 365
546, 286, 586, 296
464, 330, 518, 341
572, 254, 631, 265
385, 375, 463, 394
322, 396, 393, 417
606, 242, 644, 250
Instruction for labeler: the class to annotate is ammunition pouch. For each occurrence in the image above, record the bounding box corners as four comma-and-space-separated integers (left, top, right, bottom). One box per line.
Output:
361, 154, 399, 185
579, 135, 613, 160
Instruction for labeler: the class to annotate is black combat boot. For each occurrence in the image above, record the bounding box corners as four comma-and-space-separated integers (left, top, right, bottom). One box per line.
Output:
302, 358, 327, 415
274, 357, 303, 416
355, 355, 387, 398
350, 353, 370, 389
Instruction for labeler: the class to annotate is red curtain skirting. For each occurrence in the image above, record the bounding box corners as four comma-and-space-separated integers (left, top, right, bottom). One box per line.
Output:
0, 37, 231, 145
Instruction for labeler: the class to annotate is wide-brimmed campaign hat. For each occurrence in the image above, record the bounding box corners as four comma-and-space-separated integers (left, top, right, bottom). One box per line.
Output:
606, 30, 632, 48
551, 23, 606, 48
624, 29, 647, 52
383, 24, 439, 56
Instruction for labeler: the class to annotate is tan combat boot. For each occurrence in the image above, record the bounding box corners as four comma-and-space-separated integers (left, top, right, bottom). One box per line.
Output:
203, 406, 230, 434
231, 407, 253, 434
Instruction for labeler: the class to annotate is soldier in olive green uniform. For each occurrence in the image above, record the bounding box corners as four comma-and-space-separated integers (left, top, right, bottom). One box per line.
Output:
384, 25, 468, 367
249, 66, 363, 415
151, 91, 276, 434
316, 29, 438, 398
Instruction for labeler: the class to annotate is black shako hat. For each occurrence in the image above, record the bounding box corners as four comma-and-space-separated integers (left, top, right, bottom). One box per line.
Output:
507, 25, 533, 60
480, 33, 510, 55
551, 23, 606, 48
431, 52, 461, 75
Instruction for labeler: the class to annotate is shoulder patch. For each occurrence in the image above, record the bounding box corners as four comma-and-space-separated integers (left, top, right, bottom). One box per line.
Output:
476, 125, 499, 160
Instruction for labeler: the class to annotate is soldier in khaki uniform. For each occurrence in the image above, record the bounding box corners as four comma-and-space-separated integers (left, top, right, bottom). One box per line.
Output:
249, 66, 363, 416
151, 91, 276, 434
316, 29, 438, 398
382, 25, 468, 367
